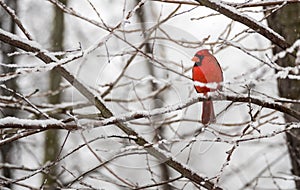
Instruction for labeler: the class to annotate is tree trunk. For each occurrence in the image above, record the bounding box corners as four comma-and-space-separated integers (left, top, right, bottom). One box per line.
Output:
266, 4, 300, 189
135, 1, 172, 189
43, 0, 67, 188
0, 0, 18, 188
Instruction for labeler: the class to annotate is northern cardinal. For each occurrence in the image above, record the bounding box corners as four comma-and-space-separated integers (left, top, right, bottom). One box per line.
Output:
192, 49, 223, 125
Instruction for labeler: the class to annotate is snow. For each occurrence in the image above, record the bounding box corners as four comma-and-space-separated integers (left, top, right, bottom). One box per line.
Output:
0, 117, 65, 128
0, 28, 41, 51
193, 80, 221, 89
272, 39, 300, 62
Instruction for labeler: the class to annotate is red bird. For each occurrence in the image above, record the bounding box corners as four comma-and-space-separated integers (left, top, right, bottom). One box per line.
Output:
192, 49, 223, 125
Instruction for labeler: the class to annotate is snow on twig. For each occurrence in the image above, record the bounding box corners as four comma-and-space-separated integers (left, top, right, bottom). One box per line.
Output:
221, 38, 300, 80
272, 39, 300, 64
0, 84, 50, 119
0, 117, 71, 129
0, 52, 83, 82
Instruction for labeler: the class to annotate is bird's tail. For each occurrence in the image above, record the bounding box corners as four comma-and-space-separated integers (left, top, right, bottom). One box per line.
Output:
202, 100, 216, 125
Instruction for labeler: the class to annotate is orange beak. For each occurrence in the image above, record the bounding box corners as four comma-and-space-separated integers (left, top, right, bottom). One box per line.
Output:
192, 56, 199, 62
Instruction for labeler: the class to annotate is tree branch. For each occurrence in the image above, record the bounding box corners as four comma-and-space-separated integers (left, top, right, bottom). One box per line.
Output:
0, 28, 221, 190
0, 117, 78, 130
91, 92, 300, 127
0, 0, 33, 40
2, 92, 298, 130
193, 0, 289, 49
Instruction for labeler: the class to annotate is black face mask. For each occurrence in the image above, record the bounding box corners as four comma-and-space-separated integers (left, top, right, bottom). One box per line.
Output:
194, 54, 204, 66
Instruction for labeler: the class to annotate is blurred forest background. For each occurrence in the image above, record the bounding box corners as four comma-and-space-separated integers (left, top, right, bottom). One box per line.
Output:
0, 0, 300, 189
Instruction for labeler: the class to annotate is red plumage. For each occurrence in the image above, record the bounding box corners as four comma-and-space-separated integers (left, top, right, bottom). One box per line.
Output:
192, 49, 223, 125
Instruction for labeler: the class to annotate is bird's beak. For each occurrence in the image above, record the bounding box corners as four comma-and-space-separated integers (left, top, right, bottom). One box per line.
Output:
192, 56, 199, 62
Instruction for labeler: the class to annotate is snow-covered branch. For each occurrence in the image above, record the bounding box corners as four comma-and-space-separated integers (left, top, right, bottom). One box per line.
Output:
0, 117, 77, 130
194, 0, 289, 49
0, 0, 33, 40
1, 92, 299, 130
82, 92, 300, 128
